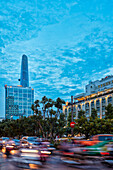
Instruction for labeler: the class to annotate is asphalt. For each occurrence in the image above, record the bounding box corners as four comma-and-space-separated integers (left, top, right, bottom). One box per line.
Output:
0, 153, 112, 170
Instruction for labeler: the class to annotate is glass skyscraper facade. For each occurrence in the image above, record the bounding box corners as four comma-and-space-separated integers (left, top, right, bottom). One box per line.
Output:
5, 85, 34, 119
20, 54, 29, 87
5, 55, 34, 119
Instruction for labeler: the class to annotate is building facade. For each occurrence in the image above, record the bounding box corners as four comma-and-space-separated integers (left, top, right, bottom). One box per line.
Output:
20, 54, 29, 87
63, 75, 113, 119
5, 85, 34, 119
5, 55, 34, 119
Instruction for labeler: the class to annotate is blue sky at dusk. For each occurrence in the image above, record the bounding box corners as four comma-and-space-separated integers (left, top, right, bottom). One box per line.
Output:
0, 0, 113, 117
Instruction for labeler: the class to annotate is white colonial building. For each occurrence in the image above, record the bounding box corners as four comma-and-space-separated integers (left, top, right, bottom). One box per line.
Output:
63, 75, 113, 119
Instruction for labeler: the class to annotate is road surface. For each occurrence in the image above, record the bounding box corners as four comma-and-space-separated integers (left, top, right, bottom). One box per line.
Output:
0, 154, 112, 170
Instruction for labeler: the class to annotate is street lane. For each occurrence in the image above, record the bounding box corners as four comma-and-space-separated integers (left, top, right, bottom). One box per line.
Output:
0, 154, 112, 170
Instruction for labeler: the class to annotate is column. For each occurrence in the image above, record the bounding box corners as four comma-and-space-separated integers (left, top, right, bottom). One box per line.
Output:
81, 103, 85, 111
100, 98, 102, 119
94, 100, 96, 110
84, 102, 86, 113
89, 102, 91, 117
76, 105, 78, 119
63, 106, 65, 114
112, 94, 113, 106
105, 96, 108, 106
67, 107, 69, 119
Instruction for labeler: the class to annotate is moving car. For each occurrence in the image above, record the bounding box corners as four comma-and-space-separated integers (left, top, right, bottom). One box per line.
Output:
82, 140, 113, 156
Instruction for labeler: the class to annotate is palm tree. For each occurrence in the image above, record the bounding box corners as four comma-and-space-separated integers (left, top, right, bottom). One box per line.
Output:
31, 100, 45, 138
54, 97, 65, 117
41, 96, 48, 120
45, 98, 54, 118
31, 99, 40, 115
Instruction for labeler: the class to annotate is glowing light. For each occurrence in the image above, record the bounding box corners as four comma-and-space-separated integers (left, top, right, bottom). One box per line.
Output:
21, 153, 40, 157
41, 151, 51, 154
21, 149, 39, 153
29, 164, 40, 169
2, 147, 6, 153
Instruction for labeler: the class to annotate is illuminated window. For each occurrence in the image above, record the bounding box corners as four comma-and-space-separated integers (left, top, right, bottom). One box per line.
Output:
106, 82, 108, 85
103, 83, 105, 86
101, 84, 102, 87
98, 85, 100, 88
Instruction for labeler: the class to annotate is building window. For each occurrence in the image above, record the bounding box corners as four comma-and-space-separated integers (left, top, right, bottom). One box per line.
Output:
98, 85, 100, 88
19, 93, 22, 97
69, 107, 71, 113
23, 89, 28, 93
97, 107, 100, 111
23, 94, 27, 98
102, 98, 105, 104
91, 101, 94, 107
96, 99, 100, 106
19, 89, 22, 93
8, 88, 13, 93
9, 93, 13, 96
108, 96, 112, 103
14, 89, 18, 93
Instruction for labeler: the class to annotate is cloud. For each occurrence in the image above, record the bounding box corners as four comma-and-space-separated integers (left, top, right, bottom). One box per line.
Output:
1, 0, 113, 115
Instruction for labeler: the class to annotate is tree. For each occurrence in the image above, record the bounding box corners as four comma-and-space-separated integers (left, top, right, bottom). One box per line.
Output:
91, 108, 97, 119
45, 98, 54, 118
41, 96, 48, 120
54, 97, 65, 117
78, 110, 86, 119
57, 113, 66, 137
31, 99, 40, 115
105, 103, 113, 119
31, 100, 45, 138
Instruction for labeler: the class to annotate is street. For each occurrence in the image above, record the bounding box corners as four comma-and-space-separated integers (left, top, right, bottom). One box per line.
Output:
0, 154, 112, 170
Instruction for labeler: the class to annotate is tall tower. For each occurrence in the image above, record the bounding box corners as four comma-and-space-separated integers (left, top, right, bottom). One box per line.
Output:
20, 54, 29, 87
5, 54, 34, 120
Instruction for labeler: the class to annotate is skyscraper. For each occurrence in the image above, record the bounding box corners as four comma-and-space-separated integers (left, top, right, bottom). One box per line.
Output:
5, 55, 34, 119
20, 54, 29, 87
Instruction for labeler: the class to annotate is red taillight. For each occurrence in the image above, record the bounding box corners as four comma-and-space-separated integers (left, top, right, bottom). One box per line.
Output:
83, 149, 87, 152
101, 152, 109, 156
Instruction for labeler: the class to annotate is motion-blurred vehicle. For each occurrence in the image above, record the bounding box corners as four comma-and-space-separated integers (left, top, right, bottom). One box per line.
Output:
0, 140, 3, 149
20, 139, 30, 148
27, 137, 41, 147
12, 147, 50, 169
0, 137, 9, 146
101, 141, 113, 167
74, 134, 113, 146
47, 143, 56, 153
2, 140, 16, 157
22, 136, 37, 141
82, 140, 113, 156
12, 139, 20, 148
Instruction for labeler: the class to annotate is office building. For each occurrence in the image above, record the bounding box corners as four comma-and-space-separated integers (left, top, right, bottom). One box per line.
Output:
63, 75, 113, 119
20, 54, 29, 87
5, 55, 34, 119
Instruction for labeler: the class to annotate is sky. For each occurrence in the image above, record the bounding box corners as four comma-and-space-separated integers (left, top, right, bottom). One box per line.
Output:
0, 0, 113, 117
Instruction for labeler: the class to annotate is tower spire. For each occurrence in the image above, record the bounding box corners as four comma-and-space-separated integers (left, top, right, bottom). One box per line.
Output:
20, 54, 29, 87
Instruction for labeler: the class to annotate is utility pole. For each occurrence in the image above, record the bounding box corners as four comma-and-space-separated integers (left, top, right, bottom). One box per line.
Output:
71, 96, 74, 136
71, 96, 73, 121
